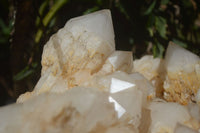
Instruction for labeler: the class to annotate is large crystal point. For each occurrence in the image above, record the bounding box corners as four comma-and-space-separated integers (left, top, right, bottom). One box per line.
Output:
40, 9, 115, 89
163, 42, 200, 104
64, 9, 115, 49
17, 10, 115, 102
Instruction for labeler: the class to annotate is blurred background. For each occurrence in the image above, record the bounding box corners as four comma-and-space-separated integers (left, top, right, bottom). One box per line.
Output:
0, 0, 200, 106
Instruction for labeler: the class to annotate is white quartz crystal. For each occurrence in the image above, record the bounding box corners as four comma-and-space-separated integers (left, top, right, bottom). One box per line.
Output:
163, 42, 200, 104
149, 101, 192, 133
175, 124, 198, 133
132, 55, 164, 97
83, 71, 155, 106
39, 9, 115, 89
0, 88, 137, 133
83, 71, 152, 129
96, 51, 133, 75
1, 10, 200, 133
17, 10, 116, 102
164, 42, 200, 73
133, 55, 161, 80
196, 89, 200, 106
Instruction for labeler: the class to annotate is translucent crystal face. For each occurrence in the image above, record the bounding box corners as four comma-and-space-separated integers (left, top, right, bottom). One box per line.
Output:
108, 96, 126, 118
64, 10, 115, 49
108, 77, 142, 123
164, 42, 200, 104
26, 9, 116, 96
82, 71, 153, 129
95, 51, 133, 76
165, 42, 200, 73
9, 9, 200, 133
149, 101, 191, 133
175, 124, 198, 133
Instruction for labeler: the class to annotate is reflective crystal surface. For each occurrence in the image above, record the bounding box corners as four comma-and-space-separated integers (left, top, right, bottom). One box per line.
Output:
1, 9, 200, 133
38, 10, 115, 92
0, 88, 135, 133
97, 51, 133, 75
164, 42, 200, 104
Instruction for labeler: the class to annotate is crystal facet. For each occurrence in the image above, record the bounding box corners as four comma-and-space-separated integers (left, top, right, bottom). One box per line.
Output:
164, 42, 200, 104
149, 101, 192, 133
0, 9, 200, 133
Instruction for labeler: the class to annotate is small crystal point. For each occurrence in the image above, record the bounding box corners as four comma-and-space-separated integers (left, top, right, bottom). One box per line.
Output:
165, 42, 200, 73
164, 42, 200, 104
65, 9, 115, 50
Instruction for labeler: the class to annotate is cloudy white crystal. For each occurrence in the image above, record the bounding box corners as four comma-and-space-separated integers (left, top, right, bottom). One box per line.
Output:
163, 42, 200, 104
97, 51, 133, 75
165, 42, 200, 73
0, 88, 127, 133
17, 9, 116, 102
1, 9, 200, 133
175, 124, 198, 133
149, 101, 191, 133
132, 55, 164, 97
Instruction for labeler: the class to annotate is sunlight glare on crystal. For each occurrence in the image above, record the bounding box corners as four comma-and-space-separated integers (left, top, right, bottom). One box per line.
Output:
109, 96, 126, 118
108, 55, 118, 65
110, 78, 135, 93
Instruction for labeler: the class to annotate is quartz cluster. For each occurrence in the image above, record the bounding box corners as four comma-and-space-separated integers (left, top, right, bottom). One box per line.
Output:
0, 9, 200, 133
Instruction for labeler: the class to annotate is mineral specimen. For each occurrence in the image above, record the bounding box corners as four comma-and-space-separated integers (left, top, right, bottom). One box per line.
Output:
149, 101, 194, 133
133, 55, 161, 81
0, 9, 200, 133
17, 9, 116, 102
175, 124, 198, 133
164, 42, 200, 105
0, 88, 136, 133
132, 55, 164, 97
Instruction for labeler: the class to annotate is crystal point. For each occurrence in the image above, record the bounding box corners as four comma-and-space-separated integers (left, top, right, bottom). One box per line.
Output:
164, 42, 200, 104
1, 9, 199, 133
65, 9, 115, 49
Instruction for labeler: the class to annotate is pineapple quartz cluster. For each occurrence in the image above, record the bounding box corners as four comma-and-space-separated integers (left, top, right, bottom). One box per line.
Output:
0, 10, 199, 133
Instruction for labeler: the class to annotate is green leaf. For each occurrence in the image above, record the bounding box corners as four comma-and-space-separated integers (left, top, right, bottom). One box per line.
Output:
147, 14, 155, 27
13, 63, 38, 81
36, 0, 49, 26
143, 0, 156, 15
161, 0, 169, 5
83, 6, 99, 15
148, 28, 154, 37
155, 16, 167, 39
153, 42, 165, 58
115, 1, 130, 19
146, 14, 155, 37
172, 39, 187, 48
35, 0, 69, 43
129, 37, 134, 44
176, 28, 185, 40
0, 38, 7, 43
0, 19, 12, 35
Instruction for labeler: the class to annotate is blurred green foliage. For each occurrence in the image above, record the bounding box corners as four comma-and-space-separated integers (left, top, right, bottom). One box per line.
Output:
0, 0, 200, 104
